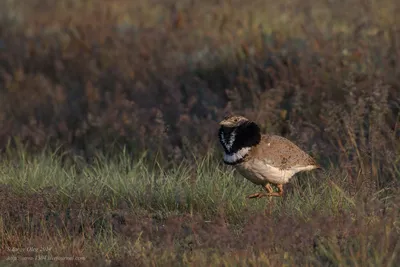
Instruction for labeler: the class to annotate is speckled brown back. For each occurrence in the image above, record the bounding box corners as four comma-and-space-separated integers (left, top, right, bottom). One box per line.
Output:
248, 134, 319, 170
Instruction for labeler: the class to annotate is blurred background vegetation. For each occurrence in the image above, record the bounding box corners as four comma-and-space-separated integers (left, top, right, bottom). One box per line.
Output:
0, 0, 398, 165
0, 0, 399, 265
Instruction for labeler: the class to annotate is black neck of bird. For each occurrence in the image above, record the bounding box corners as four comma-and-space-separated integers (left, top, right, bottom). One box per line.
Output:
219, 121, 261, 154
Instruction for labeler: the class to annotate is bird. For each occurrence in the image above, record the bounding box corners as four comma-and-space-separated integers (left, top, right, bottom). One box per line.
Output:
218, 115, 320, 199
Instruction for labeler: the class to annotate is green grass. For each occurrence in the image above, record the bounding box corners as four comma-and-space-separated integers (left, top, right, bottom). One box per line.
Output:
0, 0, 399, 265
0, 149, 398, 266
0, 149, 355, 220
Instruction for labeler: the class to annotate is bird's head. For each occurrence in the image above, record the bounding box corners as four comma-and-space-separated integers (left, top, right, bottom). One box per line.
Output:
218, 115, 261, 162
219, 115, 249, 128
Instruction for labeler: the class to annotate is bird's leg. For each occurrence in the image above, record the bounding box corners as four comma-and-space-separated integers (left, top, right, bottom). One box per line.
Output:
247, 183, 272, 199
265, 184, 274, 194
247, 184, 284, 199
265, 183, 274, 202
246, 191, 264, 199
264, 183, 274, 215
267, 184, 284, 197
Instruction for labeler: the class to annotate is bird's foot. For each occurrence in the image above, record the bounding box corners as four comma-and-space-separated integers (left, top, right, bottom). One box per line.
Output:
247, 192, 283, 199
247, 192, 268, 199
247, 184, 284, 199
266, 192, 283, 197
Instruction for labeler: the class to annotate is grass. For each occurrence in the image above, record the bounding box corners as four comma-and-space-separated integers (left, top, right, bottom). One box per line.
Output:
0, 149, 399, 266
0, 0, 399, 265
0, 149, 358, 219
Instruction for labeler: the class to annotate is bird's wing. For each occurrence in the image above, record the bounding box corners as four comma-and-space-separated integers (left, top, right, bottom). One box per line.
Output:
251, 135, 318, 169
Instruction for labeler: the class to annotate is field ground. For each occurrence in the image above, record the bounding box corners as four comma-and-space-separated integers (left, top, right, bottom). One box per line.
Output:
0, 150, 399, 266
0, 0, 400, 266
